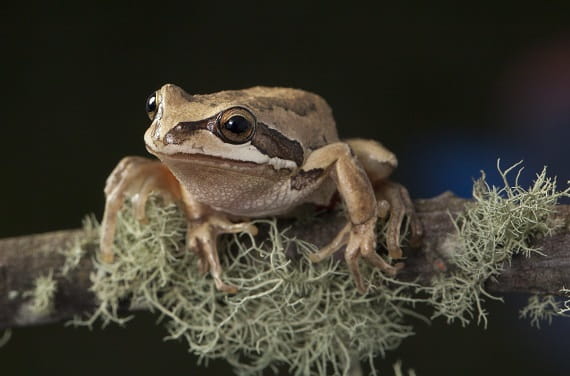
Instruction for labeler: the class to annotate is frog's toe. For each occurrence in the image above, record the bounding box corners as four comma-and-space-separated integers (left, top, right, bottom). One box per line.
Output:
310, 218, 398, 293
185, 217, 245, 293
408, 213, 423, 248
214, 279, 239, 294
344, 239, 366, 293
308, 222, 351, 263
99, 245, 115, 264
209, 216, 259, 236
132, 188, 151, 224
376, 181, 423, 259
360, 233, 397, 276
345, 218, 396, 293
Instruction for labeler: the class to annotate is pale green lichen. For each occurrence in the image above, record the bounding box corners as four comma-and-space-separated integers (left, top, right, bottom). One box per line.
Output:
23, 271, 57, 316
8, 290, 19, 300
392, 360, 417, 376
0, 330, 11, 348
519, 294, 569, 328
73, 198, 425, 376
558, 288, 570, 315
428, 161, 569, 328
60, 215, 98, 277
67, 160, 568, 375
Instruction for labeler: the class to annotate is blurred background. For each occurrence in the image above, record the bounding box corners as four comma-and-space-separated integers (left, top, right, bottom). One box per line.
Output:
1, 2, 569, 375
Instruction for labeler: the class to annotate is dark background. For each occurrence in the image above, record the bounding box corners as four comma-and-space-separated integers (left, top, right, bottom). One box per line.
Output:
1, 2, 570, 375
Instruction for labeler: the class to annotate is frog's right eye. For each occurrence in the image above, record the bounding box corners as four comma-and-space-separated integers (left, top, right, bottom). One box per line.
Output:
146, 92, 158, 120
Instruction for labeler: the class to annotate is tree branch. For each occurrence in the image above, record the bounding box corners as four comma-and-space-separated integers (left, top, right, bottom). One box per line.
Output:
1, 192, 569, 330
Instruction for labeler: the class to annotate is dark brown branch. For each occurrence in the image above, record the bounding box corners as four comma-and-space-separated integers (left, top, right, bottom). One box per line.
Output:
1, 192, 569, 330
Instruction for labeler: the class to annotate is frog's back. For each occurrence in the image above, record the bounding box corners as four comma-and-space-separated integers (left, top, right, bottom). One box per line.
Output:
190, 86, 340, 151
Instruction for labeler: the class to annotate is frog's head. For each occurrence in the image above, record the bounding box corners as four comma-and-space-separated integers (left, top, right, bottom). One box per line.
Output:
143, 84, 337, 171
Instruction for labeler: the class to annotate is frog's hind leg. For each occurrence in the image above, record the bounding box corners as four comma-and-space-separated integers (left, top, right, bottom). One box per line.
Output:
345, 138, 423, 259
344, 138, 398, 182
101, 156, 259, 294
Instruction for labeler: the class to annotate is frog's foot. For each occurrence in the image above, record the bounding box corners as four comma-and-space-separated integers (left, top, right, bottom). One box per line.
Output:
100, 156, 182, 263
375, 181, 423, 259
309, 218, 397, 293
186, 215, 258, 294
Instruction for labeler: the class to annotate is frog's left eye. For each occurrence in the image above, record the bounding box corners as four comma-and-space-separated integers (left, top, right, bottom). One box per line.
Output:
218, 107, 256, 144
146, 92, 158, 120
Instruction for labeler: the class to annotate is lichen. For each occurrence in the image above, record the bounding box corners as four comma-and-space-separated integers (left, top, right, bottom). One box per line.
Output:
558, 288, 570, 315
23, 271, 57, 316
519, 294, 569, 328
393, 360, 417, 376
59, 215, 98, 277
73, 198, 425, 376
0, 330, 11, 348
8, 291, 19, 300
67, 160, 568, 375
427, 161, 569, 327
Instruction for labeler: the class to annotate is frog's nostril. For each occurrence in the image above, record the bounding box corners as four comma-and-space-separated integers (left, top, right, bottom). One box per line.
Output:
163, 123, 185, 145
164, 120, 211, 146
164, 132, 175, 145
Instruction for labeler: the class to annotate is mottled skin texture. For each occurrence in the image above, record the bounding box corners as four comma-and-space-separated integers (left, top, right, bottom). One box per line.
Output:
100, 84, 421, 293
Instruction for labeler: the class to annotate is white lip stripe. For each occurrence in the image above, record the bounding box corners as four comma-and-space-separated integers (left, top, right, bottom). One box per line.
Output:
154, 141, 298, 170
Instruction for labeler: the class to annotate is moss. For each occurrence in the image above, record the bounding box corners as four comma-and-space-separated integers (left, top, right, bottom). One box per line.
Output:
427, 161, 569, 328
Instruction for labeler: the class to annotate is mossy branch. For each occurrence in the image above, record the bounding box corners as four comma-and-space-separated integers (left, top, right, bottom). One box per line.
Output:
0, 193, 569, 330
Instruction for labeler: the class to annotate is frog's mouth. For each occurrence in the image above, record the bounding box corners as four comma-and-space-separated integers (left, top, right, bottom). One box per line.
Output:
153, 149, 260, 168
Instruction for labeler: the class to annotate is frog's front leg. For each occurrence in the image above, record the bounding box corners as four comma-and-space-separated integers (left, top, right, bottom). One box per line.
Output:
305, 143, 397, 293
185, 216, 257, 293
101, 156, 183, 263
100, 157, 257, 293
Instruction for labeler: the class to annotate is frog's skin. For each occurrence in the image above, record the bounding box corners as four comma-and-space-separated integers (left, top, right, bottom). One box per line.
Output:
100, 84, 422, 293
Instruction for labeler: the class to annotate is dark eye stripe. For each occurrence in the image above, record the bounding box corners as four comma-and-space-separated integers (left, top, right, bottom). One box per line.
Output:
163, 114, 304, 167
163, 115, 217, 145
251, 122, 304, 166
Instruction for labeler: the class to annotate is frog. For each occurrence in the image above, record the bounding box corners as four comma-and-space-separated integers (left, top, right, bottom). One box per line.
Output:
100, 84, 422, 293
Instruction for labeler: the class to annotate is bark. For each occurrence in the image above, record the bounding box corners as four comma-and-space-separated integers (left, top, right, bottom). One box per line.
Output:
0, 192, 569, 330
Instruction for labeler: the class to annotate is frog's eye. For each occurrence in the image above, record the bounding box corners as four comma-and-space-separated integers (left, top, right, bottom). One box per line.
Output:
218, 107, 256, 144
146, 92, 158, 120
